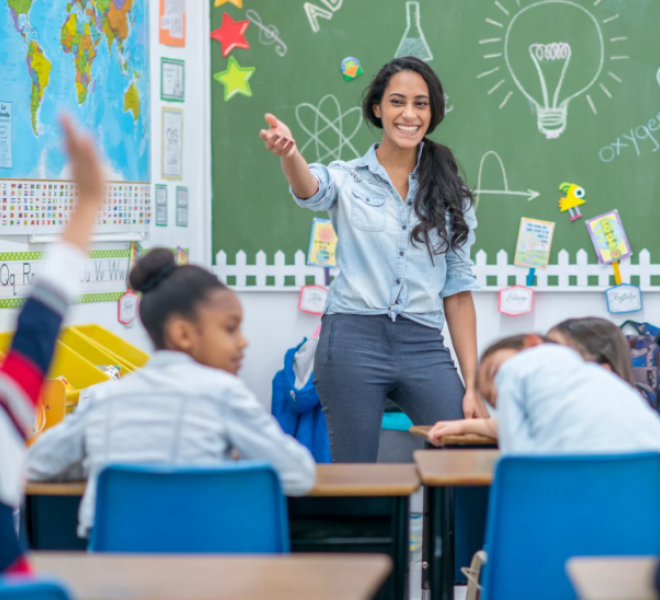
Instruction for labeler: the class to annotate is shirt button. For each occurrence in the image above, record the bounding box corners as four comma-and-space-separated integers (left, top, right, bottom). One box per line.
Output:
396, 279, 401, 285
408, 201, 412, 206
402, 225, 407, 231
400, 251, 404, 257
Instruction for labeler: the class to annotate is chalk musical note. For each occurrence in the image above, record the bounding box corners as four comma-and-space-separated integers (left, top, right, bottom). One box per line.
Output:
246, 10, 287, 57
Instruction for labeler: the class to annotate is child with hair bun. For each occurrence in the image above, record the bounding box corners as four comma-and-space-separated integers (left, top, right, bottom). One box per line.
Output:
26, 248, 316, 538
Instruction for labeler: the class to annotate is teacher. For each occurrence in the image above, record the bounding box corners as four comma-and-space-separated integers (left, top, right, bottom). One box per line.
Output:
260, 57, 488, 462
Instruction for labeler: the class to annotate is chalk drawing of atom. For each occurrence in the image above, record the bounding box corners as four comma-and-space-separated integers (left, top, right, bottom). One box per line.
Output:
295, 94, 363, 163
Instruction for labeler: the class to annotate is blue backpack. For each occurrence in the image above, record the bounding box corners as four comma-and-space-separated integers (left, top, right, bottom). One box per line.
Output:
621, 320, 660, 411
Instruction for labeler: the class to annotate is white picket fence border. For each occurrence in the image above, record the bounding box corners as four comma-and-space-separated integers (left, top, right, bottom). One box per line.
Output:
213, 249, 660, 292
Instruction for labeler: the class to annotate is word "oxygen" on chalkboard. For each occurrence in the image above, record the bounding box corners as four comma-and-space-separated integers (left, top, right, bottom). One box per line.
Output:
599, 109, 660, 163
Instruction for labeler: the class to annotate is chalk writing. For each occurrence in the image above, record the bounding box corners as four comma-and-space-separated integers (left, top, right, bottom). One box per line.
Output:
599, 110, 660, 162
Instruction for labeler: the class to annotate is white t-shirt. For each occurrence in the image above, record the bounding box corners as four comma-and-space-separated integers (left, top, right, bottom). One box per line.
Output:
496, 344, 660, 455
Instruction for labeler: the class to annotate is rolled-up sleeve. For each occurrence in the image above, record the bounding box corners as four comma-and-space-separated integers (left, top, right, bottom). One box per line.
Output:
290, 163, 342, 212
441, 203, 481, 298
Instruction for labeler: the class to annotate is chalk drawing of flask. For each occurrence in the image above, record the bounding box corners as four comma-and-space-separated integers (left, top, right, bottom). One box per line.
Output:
395, 1, 433, 62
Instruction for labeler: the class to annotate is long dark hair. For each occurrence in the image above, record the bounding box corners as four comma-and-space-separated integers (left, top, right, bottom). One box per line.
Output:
548, 317, 635, 386
362, 57, 472, 255
129, 248, 228, 349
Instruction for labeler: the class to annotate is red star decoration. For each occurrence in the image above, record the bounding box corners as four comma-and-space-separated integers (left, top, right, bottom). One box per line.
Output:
210, 13, 250, 58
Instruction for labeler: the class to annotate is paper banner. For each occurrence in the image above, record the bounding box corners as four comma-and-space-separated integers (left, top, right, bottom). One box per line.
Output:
605, 284, 643, 314
498, 286, 534, 317
298, 285, 328, 315
514, 217, 555, 270
585, 210, 632, 265
118, 291, 139, 325
307, 218, 338, 267
159, 0, 186, 47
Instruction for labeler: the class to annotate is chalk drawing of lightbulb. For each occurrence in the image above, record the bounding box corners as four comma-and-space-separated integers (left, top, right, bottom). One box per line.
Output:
477, 0, 628, 140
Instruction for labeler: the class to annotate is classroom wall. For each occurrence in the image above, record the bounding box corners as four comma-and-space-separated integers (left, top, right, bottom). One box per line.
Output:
237, 291, 660, 408
0, 1, 211, 353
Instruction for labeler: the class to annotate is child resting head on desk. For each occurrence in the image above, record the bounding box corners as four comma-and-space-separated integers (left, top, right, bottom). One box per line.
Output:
428, 317, 660, 453
25, 249, 316, 539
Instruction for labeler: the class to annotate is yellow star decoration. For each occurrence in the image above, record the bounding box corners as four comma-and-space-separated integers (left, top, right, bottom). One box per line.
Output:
214, 56, 256, 101
215, 0, 242, 7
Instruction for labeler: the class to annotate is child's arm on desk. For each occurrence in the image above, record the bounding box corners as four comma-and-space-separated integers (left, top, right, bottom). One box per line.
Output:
428, 418, 498, 446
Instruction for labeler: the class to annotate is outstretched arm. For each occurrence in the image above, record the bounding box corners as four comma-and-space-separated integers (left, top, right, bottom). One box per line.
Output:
259, 113, 318, 199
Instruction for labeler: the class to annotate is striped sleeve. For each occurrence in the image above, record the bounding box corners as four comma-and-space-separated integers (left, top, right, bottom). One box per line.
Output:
0, 242, 85, 439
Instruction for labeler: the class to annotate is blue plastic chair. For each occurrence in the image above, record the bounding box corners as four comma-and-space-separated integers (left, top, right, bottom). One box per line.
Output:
0, 580, 71, 600
481, 453, 660, 600
90, 462, 290, 553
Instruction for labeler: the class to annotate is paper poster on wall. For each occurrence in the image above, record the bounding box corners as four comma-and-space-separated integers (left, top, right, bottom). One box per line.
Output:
162, 108, 183, 180
585, 210, 632, 265
155, 184, 168, 226
176, 186, 188, 227
161, 59, 185, 102
159, 0, 186, 47
0, 102, 12, 169
514, 217, 555, 269
307, 218, 338, 267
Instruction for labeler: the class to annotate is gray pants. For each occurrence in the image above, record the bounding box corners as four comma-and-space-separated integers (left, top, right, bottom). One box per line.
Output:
314, 314, 465, 462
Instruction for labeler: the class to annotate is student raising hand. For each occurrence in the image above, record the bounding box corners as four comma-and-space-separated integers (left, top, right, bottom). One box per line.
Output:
60, 115, 105, 251
0, 116, 105, 574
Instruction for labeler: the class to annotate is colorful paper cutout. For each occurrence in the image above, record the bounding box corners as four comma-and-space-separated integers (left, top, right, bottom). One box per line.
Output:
499, 286, 534, 317
176, 247, 189, 266
606, 284, 643, 314
307, 218, 338, 267
585, 210, 631, 265
514, 217, 555, 270
215, 0, 242, 6
558, 182, 586, 221
298, 285, 329, 315
340, 57, 363, 81
214, 56, 256, 101
210, 13, 250, 58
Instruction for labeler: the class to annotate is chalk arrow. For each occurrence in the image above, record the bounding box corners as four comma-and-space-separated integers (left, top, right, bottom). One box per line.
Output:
474, 188, 540, 202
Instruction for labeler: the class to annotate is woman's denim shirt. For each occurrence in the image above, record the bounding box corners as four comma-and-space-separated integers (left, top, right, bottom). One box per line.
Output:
291, 143, 480, 331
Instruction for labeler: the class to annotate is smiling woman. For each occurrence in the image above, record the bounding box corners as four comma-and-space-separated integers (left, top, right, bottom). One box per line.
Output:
260, 57, 488, 462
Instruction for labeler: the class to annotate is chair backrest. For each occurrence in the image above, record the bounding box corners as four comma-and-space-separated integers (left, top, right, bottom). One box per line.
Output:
90, 461, 290, 553
0, 580, 71, 600
481, 453, 660, 600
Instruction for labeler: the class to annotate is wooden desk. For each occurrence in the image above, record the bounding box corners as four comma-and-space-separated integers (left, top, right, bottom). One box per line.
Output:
415, 449, 499, 486
409, 426, 497, 447
289, 464, 419, 600
25, 482, 86, 496
414, 450, 500, 600
31, 552, 392, 600
566, 556, 658, 600
25, 465, 420, 600
308, 464, 419, 497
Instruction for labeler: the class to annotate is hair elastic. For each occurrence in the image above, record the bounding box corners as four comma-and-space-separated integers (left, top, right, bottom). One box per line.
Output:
140, 262, 176, 293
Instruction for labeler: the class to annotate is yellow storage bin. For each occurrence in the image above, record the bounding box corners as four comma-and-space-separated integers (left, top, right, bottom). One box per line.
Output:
48, 341, 112, 408
72, 324, 150, 369
61, 328, 134, 376
0, 332, 110, 409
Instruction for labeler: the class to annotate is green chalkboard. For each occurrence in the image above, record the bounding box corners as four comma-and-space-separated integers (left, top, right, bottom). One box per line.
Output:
211, 0, 660, 267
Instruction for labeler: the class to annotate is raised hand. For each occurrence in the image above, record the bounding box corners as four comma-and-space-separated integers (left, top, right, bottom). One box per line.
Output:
60, 115, 105, 251
259, 113, 297, 158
